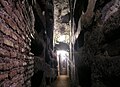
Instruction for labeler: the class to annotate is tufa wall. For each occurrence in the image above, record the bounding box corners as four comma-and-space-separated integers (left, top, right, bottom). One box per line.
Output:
74, 0, 120, 87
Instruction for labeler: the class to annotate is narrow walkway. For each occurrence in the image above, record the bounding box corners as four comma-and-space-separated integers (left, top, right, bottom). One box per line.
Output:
53, 75, 70, 87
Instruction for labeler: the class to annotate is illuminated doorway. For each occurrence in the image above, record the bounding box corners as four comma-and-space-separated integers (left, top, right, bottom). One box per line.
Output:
57, 50, 69, 75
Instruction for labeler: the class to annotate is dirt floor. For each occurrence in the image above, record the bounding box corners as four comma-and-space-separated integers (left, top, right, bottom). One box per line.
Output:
53, 75, 70, 87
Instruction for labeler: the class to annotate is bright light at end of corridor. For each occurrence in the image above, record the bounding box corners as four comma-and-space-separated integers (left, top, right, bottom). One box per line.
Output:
57, 50, 68, 61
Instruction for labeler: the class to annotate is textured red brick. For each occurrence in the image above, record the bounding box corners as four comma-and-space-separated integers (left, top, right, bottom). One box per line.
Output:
11, 83, 18, 87
0, 33, 3, 47
19, 60, 25, 66
16, 3, 24, 18
0, 0, 34, 86
0, 48, 10, 57
0, 22, 11, 36
11, 81, 23, 87
13, 60, 20, 68
6, 62, 14, 70
16, 26, 22, 35
19, 47, 23, 53
23, 42, 27, 48
12, 74, 24, 83
17, 53, 22, 59
0, 0, 12, 15
14, 10, 24, 32
14, 9, 22, 22
0, 48, 5, 56
0, 63, 7, 70
19, 79, 24, 86
1, 79, 11, 87
3, 38, 14, 47
18, 38, 24, 46
26, 45, 31, 51
22, 35, 25, 40
12, 12, 21, 27
10, 50, 17, 58
0, 73, 8, 81
9, 68, 18, 78
21, 48, 25, 53
11, 32, 18, 40
0, 62, 14, 71
0, 11, 17, 31
6, 3, 13, 15
18, 67, 24, 74
14, 44, 19, 50
0, 8, 7, 18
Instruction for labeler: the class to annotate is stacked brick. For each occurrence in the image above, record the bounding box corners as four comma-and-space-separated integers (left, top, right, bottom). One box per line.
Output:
0, 0, 34, 87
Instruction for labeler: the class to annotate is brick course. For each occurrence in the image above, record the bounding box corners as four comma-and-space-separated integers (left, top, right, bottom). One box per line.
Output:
0, 0, 34, 86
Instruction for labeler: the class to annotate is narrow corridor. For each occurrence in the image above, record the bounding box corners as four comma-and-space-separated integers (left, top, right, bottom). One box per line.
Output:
0, 0, 120, 87
53, 75, 70, 87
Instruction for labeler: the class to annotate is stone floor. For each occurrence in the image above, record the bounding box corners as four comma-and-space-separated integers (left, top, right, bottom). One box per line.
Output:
53, 75, 70, 87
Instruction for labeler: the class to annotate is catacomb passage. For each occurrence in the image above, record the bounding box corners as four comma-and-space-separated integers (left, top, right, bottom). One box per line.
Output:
0, 0, 120, 87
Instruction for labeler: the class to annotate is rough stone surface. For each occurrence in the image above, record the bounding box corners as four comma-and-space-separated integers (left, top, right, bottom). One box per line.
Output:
74, 0, 120, 87
54, 0, 70, 44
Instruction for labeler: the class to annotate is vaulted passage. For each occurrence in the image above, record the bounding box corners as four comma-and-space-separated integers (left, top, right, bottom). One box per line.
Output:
0, 0, 120, 87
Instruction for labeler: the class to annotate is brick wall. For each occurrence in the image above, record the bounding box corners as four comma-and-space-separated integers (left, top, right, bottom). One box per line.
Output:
0, 0, 34, 87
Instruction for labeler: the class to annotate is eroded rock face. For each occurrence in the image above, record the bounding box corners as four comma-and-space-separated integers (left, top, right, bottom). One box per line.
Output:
75, 0, 120, 87
74, 0, 88, 29
54, 0, 70, 44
